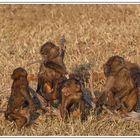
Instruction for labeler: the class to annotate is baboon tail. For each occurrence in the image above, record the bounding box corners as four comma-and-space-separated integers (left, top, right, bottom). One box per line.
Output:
29, 86, 48, 110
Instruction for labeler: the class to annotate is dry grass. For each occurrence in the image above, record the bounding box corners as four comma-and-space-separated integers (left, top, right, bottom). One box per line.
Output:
0, 4, 140, 136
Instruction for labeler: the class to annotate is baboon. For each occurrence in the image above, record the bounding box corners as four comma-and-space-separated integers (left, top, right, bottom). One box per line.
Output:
59, 78, 87, 122
96, 56, 138, 115
5, 67, 35, 130
36, 41, 67, 104
125, 60, 140, 112
125, 60, 140, 89
103, 56, 140, 112
68, 67, 102, 114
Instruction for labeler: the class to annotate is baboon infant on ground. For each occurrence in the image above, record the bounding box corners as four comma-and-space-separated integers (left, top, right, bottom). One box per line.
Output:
36, 41, 67, 102
5, 67, 35, 130
96, 56, 138, 116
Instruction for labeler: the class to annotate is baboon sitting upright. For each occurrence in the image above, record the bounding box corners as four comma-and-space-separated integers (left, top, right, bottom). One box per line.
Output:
5, 67, 35, 130
36, 41, 67, 103
59, 77, 87, 122
96, 56, 138, 115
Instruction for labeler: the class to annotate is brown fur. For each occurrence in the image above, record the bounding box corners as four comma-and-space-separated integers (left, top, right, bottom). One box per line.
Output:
125, 60, 140, 112
5, 67, 35, 130
96, 56, 138, 115
125, 61, 140, 87
36, 41, 67, 103
59, 78, 87, 122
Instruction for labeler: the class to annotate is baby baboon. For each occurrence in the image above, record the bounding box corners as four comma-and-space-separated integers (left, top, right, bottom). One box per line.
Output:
59, 78, 87, 122
36, 41, 67, 103
5, 67, 35, 130
96, 56, 138, 115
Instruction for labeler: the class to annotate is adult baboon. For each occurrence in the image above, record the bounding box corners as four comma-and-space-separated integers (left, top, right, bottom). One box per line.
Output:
96, 56, 138, 115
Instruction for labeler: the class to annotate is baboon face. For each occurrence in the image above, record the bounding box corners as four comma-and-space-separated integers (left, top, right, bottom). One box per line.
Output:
11, 67, 28, 80
40, 42, 56, 55
61, 79, 81, 96
48, 46, 60, 60
103, 55, 125, 77
40, 41, 62, 61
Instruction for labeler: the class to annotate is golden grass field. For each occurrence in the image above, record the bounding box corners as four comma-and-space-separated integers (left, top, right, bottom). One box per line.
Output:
0, 4, 140, 136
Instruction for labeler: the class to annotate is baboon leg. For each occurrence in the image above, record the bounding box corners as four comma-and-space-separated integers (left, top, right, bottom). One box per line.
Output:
9, 112, 27, 130
15, 117, 27, 131
125, 90, 137, 112
44, 80, 59, 101
121, 90, 137, 114
60, 98, 71, 121
60, 99, 65, 120
95, 93, 106, 115
80, 99, 87, 122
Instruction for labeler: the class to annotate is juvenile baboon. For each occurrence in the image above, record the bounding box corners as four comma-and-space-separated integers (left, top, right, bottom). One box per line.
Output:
59, 78, 87, 122
96, 56, 138, 115
69, 69, 97, 108
5, 67, 35, 130
36, 41, 67, 103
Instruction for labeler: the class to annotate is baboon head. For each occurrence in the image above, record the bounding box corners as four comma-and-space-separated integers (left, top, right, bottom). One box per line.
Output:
61, 79, 81, 96
103, 55, 125, 77
11, 67, 28, 80
40, 41, 63, 61
40, 41, 56, 55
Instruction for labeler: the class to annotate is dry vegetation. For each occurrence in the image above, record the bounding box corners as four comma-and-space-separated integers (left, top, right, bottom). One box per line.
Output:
0, 4, 140, 136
